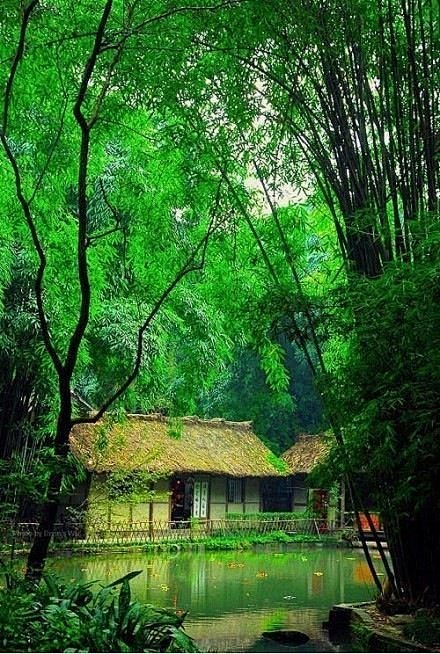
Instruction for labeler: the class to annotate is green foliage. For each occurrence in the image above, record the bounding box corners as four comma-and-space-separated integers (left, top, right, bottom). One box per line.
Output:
167, 418, 183, 441
350, 623, 374, 653
258, 340, 290, 393
202, 532, 296, 550
266, 452, 289, 473
226, 511, 310, 522
199, 341, 324, 454
0, 569, 198, 653
105, 470, 161, 505
403, 612, 440, 647
199, 348, 296, 454
0, 0, 249, 532
205, 532, 332, 547
321, 226, 440, 517
141, 531, 328, 553
0, 0, 438, 603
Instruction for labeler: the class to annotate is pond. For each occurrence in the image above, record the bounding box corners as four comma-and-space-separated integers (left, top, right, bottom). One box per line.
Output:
49, 544, 383, 652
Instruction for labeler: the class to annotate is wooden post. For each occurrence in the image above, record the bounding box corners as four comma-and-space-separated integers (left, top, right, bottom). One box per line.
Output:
148, 501, 154, 541
339, 479, 346, 528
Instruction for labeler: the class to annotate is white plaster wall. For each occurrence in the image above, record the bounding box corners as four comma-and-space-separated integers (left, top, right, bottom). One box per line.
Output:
227, 502, 244, 514
132, 503, 151, 522
109, 503, 131, 524
151, 477, 170, 522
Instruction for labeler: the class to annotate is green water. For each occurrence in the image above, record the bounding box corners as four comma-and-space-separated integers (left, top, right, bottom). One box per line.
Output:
49, 544, 382, 652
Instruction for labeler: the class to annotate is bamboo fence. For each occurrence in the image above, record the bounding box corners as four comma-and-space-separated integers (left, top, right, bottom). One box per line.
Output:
0, 517, 334, 552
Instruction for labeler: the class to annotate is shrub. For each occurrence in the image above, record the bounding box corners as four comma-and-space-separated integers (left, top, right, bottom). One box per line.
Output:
225, 511, 311, 521
0, 567, 198, 652
403, 613, 440, 647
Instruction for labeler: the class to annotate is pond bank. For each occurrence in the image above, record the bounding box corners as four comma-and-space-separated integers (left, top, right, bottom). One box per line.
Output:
2, 531, 340, 558
328, 602, 437, 652
50, 532, 340, 556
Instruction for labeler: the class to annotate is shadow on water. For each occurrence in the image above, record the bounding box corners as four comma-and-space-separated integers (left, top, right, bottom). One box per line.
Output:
49, 544, 382, 652
262, 630, 309, 645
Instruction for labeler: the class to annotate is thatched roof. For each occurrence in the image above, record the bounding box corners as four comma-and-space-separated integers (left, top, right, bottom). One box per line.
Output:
70, 414, 286, 478
281, 434, 329, 474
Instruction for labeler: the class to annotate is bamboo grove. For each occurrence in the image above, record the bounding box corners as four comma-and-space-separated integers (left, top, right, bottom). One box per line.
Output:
0, 0, 439, 607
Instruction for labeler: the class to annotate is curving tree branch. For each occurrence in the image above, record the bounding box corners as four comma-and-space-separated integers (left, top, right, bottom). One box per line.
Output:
71, 181, 224, 426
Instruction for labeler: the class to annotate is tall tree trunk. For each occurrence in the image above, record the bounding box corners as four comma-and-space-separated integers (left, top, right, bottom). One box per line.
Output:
385, 507, 440, 605
25, 382, 72, 581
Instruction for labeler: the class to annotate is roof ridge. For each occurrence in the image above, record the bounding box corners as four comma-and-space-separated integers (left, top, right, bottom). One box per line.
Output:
125, 413, 253, 429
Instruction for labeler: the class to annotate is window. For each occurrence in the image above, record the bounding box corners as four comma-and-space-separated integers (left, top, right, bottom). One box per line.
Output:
227, 478, 244, 504
293, 486, 308, 508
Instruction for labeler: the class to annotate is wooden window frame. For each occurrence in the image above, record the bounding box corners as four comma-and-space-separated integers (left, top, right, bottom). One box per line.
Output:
227, 477, 245, 504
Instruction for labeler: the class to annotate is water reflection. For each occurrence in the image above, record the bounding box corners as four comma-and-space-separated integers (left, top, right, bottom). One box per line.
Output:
50, 545, 380, 652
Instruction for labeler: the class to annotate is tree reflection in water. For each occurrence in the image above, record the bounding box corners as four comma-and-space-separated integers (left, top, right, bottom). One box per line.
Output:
50, 545, 381, 652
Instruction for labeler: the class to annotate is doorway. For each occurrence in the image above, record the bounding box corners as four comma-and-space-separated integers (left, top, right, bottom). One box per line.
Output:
170, 477, 192, 525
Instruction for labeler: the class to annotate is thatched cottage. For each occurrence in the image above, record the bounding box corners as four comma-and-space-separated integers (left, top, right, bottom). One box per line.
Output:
68, 414, 286, 528
282, 434, 330, 513
281, 434, 342, 527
